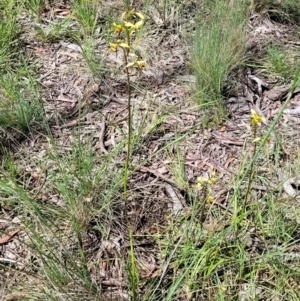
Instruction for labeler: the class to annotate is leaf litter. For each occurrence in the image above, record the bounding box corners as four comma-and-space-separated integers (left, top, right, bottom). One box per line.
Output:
1, 0, 300, 300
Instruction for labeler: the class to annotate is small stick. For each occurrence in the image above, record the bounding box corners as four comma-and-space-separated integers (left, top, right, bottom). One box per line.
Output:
94, 122, 108, 154
139, 166, 179, 188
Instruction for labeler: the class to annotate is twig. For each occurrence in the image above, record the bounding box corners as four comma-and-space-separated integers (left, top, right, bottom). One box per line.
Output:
212, 133, 244, 146
0, 258, 22, 265
94, 122, 108, 154
139, 166, 179, 188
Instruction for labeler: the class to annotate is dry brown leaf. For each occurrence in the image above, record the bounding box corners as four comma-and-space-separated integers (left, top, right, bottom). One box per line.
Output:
0, 229, 20, 245
225, 157, 236, 168
57, 93, 77, 103
4, 293, 28, 301
283, 176, 300, 198
33, 47, 47, 57
140, 265, 157, 279
264, 85, 290, 102
198, 160, 214, 171
101, 278, 125, 287
212, 132, 244, 146
52, 8, 71, 16
165, 184, 183, 215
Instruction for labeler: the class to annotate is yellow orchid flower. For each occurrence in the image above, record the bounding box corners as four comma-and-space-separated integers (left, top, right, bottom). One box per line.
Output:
136, 60, 145, 68
250, 109, 263, 126
197, 176, 206, 184
109, 43, 118, 51
207, 195, 214, 204
209, 177, 217, 185
124, 19, 144, 31
196, 177, 207, 189
113, 22, 124, 33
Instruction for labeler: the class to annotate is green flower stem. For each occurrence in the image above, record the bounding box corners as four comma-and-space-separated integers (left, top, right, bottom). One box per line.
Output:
243, 124, 257, 210
122, 27, 137, 301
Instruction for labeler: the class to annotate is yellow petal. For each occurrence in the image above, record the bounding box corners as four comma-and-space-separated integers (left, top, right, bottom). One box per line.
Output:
136, 60, 145, 68
124, 21, 134, 28
135, 12, 145, 20
209, 177, 217, 185
109, 43, 118, 51
196, 182, 202, 190
197, 177, 207, 184
119, 43, 130, 49
129, 53, 138, 58
121, 11, 127, 20
125, 62, 135, 68
134, 20, 144, 30
207, 195, 214, 203
113, 22, 124, 33
250, 109, 263, 126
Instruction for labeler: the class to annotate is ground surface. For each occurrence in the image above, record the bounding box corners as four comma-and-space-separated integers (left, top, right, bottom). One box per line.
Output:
1, 1, 300, 300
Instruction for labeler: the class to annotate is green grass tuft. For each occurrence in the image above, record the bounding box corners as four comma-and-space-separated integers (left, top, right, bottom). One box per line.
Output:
263, 44, 299, 81
72, 0, 99, 35
191, 0, 247, 108
252, 0, 300, 23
